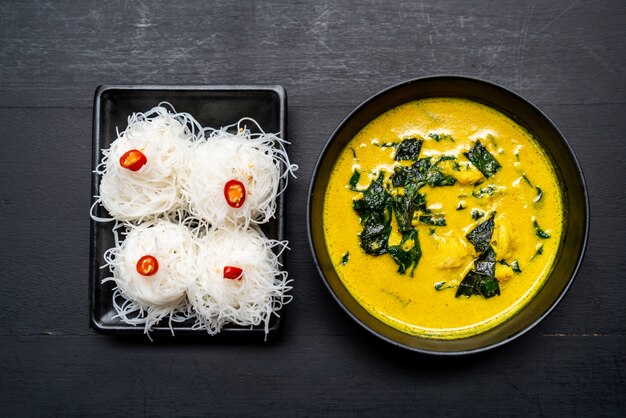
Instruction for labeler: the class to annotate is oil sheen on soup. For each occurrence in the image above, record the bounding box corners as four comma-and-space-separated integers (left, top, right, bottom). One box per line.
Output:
323, 98, 563, 339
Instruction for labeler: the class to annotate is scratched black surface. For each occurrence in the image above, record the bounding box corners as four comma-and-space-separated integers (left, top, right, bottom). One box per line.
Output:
1, 1, 625, 416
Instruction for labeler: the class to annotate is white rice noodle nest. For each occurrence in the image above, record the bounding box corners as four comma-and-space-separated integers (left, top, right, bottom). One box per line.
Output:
182, 118, 298, 228
103, 219, 196, 335
188, 224, 292, 335
93, 104, 202, 222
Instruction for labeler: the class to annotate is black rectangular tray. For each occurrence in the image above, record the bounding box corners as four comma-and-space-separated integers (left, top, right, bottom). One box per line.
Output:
90, 85, 287, 338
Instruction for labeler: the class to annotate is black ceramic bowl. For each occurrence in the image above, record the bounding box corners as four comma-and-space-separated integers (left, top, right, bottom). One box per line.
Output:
307, 76, 588, 354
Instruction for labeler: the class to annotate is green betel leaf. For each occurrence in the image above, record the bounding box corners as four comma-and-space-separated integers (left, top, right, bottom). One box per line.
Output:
359, 215, 392, 255
428, 133, 455, 142
389, 228, 422, 276
466, 213, 496, 253
353, 172, 393, 255
390, 156, 456, 189
392, 181, 426, 232
413, 157, 457, 188
390, 166, 410, 187
475, 274, 500, 298
360, 172, 390, 213
474, 246, 496, 277
425, 168, 457, 188
395, 137, 423, 161
455, 270, 500, 299
464, 140, 501, 178
390, 165, 429, 189
393, 194, 413, 232
456, 270, 479, 297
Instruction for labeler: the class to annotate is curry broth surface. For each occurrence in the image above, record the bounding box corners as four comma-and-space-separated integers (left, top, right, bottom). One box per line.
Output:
323, 98, 563, 339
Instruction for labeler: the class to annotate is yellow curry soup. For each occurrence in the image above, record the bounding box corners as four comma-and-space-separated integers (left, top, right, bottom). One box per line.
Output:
323, 98, 563, 339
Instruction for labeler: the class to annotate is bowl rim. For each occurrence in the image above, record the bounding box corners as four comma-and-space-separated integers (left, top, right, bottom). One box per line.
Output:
306, 75, 590, 355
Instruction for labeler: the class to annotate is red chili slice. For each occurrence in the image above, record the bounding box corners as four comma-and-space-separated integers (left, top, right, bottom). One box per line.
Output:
119, 149, 147, 171
136, 255, 159, 276
224, 179, 246, 208
223, 266, 243, 280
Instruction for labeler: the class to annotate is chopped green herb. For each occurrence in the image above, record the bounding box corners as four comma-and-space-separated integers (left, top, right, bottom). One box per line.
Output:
435, 281, 460, 291
471, 209, 485, 220
533, 219, 551, 239
498, 259, 521, 273
429, 228, 436, 235
435, 155, 457, 163
395, 137, 423, 161
520, 173, 542, 206
487, 134, 498, 149
418, 213, 447, 226
388, 228, 422, 276
466, 213, 496, 253
374, 141, 397, 148
522, 174, 533, 187
532, 244, 544, 260
348, 169, 360, 190
456, 202, 466, 210
472, 185, 496, 198
464, 140, 501, 178
429, 133, 455, 142
340, 252, 350, 266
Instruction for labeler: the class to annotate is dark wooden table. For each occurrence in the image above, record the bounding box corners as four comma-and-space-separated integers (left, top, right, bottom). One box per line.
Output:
1, 1, 625, 416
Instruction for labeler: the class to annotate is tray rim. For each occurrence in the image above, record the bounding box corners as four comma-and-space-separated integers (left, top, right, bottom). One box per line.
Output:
89, 84, 288, 337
